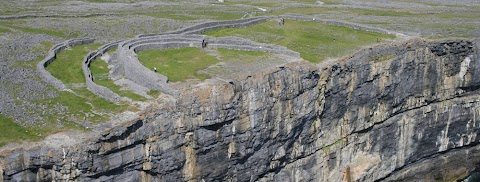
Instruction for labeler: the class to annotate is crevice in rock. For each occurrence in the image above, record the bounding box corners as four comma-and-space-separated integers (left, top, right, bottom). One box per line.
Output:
459, 85, 480, 93
99, 119, 144, 143
99, 139, 144, 156
253, 90, 480, 181
200, 118, 234, 131
374, 140, 480, 182
351, 87, 479, 136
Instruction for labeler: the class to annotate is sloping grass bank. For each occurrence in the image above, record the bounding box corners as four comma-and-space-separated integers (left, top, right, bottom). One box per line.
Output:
137, 47, 221, 82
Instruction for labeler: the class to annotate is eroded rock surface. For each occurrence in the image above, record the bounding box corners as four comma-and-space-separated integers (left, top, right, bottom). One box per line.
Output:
1, 39, 480, 182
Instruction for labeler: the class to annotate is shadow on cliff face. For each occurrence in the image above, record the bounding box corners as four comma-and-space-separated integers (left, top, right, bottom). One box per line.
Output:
461, 166, 480, 182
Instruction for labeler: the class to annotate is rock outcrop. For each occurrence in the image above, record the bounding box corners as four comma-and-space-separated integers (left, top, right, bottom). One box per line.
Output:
2, 38, 480, 182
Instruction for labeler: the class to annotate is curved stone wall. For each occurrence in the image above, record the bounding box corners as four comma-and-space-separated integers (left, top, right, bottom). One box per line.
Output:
113, 16, 347, 96
125, 36, 205, 49
37, 38, 95, 91
82, 41, 123, 103
136, 16, 271, 38
113, 32, 301, 96
37, 15, 397, 100
115, 40, 178, 95
36, 15, 395, 100
37, 38, 127, 103
208, 37, 300, 57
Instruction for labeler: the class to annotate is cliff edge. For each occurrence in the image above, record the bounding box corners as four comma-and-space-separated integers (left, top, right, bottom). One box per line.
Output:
1, 38, 480, 182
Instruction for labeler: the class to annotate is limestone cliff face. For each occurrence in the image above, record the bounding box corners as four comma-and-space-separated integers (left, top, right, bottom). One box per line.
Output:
1, 39, 480, 182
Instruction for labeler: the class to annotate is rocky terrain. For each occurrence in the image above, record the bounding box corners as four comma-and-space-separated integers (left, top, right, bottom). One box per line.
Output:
1, 38, 480, 181
1, 0, 480, 181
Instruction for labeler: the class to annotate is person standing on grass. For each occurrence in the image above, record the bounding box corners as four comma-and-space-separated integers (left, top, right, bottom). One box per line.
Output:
202, 39, 207, 48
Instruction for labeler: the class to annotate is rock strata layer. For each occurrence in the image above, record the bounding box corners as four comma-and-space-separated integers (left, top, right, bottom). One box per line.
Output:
1, 39, 480, 182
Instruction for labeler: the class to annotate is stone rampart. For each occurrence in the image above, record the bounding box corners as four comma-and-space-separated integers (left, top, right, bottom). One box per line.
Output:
182, 17, 269, 35
136, 16, 271, 37
129, 34, 204, 44
115, 43, 178, 95
37, 38, 95, 91
112, 34, 300, 97
126, 36, 205, 50
209, 37, 300, 57
32, 13, 404, 97
132, 42, 198, 53
82, 41, 123, 103
111, 16, 308, 96
127, 35, 299, 58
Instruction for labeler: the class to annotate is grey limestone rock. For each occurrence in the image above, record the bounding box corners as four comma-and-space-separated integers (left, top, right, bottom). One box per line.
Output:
1, 38, 480, 182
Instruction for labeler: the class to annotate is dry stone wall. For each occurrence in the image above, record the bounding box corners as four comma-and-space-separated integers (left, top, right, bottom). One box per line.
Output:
137, 16, 270, 38
111, 16, 299, 95
82, 41, 123, 103
36, 38, 95, 91
115, 43, 176, 95
208, 37, 300, 57
36, 15, 394, 105
113, 32, 300, 96
37, 38, 126, 103
76, 16, 292, 99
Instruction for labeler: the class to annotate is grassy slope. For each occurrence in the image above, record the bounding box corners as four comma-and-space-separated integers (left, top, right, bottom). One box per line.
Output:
0, 114, 41, 147
205, 20, 395, 63
46, 44, 103, 84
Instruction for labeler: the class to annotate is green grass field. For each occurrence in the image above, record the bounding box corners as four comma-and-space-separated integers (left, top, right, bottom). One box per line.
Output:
137, 47, 222, 82
205, 20, 395, 63
47, 43, 103, 83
